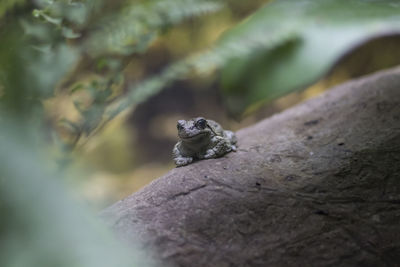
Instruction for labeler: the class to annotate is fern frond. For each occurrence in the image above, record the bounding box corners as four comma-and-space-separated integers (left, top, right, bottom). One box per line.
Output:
193, 25, 299, 74
100, 25, 299, 126
85, 0, 224, 56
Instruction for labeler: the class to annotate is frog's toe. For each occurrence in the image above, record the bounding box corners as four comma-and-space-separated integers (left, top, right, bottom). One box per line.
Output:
231, 145, 237, 152
175, 157, 193, 166
204, 149, 216, 159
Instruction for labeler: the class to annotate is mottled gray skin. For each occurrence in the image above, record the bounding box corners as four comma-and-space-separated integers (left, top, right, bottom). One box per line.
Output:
173, 117, 237, 167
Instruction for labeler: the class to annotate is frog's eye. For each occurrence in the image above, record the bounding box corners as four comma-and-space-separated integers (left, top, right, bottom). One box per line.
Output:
176, 120, 185, 130
196, 118, 207, 129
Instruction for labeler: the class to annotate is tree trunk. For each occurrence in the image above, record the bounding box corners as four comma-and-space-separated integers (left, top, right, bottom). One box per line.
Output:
101, 67, 400, 267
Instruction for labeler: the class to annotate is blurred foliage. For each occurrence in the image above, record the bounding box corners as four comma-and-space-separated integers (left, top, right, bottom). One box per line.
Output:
0, 0, 26, 18
220, 0, 400, 115
0, 1, 228, 266
21, 0, 229, 150
86, 0, 224, 56
2, 0, 399, 151
0, 120, 155, 267
104, 0, 400, 122
1, 0, 400, 266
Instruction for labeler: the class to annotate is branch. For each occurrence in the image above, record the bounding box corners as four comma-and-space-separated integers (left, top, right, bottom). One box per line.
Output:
101, 67, 400, 266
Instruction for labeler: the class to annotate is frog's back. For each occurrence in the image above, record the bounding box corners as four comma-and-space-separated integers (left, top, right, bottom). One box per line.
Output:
207, 120, 224, 135
208, 119, 237, 144
224, 129, 237, 145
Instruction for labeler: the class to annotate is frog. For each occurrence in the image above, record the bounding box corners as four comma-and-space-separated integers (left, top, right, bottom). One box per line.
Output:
172, 117, 237, 167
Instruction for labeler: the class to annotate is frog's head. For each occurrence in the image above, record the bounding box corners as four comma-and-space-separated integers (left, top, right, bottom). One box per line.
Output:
177, 117, 216, 143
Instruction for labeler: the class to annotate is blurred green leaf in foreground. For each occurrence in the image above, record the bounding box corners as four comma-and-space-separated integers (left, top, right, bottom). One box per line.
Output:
0, 120, 156, 267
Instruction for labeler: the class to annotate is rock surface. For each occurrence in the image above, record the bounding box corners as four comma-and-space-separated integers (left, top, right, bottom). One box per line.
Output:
102, 67, 400, 267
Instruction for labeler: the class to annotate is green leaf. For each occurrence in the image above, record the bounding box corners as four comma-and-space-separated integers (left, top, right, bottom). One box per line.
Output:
81, 104, 106, 135
33, 9, 63, 26
62, 26, 81, 39
0, 119, 156, 267
85, 0, 224, 56
219, 0, 400, 115
0, 0, 26, 18
70, 83, 85, 93
34, 0, 95, 26
26, 43, 79, 98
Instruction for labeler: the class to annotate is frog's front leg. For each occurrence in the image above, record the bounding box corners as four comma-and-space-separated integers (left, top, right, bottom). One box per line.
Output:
202, 136, 232, 159
202, 149, 217, 159
174, 156, 193, 166
173, 142, 194, 167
